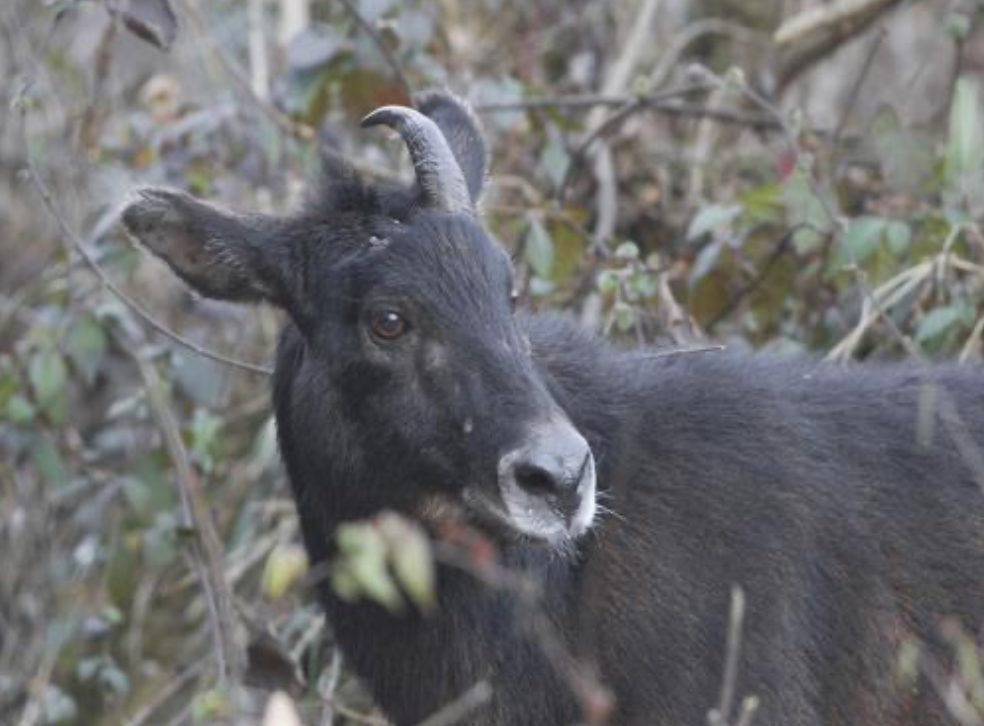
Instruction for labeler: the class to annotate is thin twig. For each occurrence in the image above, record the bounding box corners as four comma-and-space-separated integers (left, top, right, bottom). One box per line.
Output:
335, 0, 412, 99
247, 0, 270, 102
130, 350, 247, 684
412, 681, 493, 726
706, 227, 799, 331
773, 0, 905, 93
24, 142, 273, 376
432, 541, 613, 725
179, 0, 315, 141
650, 19, 764, 90
556, 82, 715, 199
643, 344, 727, 360
696, 64, 984, 497
122, 663, 207, 726
473, 92, 777, 132
318, 649, 343, 726
79, 17, 118, 152
708, 587, 746, 726
318, 698, 389, 726
831, 27, 886, 152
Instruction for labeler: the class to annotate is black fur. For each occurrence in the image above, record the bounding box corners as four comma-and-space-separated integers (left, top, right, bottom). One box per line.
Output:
123, 92, 984, 726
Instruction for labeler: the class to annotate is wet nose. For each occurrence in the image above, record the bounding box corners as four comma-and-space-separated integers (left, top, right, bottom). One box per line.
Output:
510, 450, 589, 497
498, 414, 594, 502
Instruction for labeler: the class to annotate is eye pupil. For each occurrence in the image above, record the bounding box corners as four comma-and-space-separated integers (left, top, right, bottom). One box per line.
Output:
371, 311, 407, 339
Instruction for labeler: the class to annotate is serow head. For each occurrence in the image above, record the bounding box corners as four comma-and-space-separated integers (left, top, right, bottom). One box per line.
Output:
121, 91, 596, 549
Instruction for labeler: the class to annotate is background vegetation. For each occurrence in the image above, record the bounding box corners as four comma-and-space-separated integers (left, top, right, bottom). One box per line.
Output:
2, 0, 984, 724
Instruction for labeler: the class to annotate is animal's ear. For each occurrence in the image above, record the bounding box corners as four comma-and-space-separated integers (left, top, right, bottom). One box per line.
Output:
121, 188, 294, 307
416, 91, 488, 205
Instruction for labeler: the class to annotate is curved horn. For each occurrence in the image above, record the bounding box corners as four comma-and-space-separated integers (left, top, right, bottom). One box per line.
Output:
361, 105, 473, 215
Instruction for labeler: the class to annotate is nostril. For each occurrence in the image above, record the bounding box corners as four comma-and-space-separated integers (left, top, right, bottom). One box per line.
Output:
513, 460, 561, 494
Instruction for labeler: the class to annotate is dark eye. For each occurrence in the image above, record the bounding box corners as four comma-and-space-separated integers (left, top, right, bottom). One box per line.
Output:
370, 310, 409, 340
510, 289, 520, 311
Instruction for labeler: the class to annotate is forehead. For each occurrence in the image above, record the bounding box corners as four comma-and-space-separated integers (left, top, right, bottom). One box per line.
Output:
368, 215, 513, 303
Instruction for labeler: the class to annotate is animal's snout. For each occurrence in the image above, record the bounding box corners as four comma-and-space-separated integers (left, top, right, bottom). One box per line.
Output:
508, 448, 590, 498
498, 414, 597, 541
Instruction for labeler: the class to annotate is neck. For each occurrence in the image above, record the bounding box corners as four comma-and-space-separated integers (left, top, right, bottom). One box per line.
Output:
314, 519, 581, 726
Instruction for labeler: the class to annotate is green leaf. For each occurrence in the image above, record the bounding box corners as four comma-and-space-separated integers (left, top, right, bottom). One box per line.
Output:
885, 221, 912, 255
783, 169, 835, 252
916, 304, 972, 343
31, 436, 70, 488
29, 348, 67, 405
629, 270, 658, 298
870, 105, 935, 195
261, 544, 309, 601
5, 395, 36, 425
524, 219, 554, 278
687, 203, 742, 240
67, 314, 107, 385
614, 302, 635, 332
335, 521, 405, 613
98, 663, 130, 697
546, 217, 587, 283
192, 686, 233, 723
379, 513, 435, 613
738, 183, 784, 224
614, 241, 640, 260
40, 684, 77, 724
597, 270, 619, 294
529, 276, 555, 297
0, 367, 17, 410
540, 138, 570, 189
944, 77, 984, 212
839, 216, 886, 265
689, 239, 723, 288
116, 0, 178, 51
189, 408, 223, 473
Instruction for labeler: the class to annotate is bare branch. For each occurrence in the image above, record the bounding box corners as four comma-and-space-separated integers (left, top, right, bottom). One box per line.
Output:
643, 344, 727, 360
247, 0, 270, 102
122, 663, 206, 726
556, 82, 716, 199
412, 680, 493, 726
831, 27, 886, 151
432, 539, 613, 726
24, 144, 274, 376
773, 0, 905, 93
130, 350, 248, 684
476, 93, 781, 135
335, 0, 412, 100
179, 0, 315, 141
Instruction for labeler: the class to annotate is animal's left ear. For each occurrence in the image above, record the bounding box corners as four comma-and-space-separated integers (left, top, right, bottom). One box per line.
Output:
121, 188, 295, 308
416, 91, 488, 205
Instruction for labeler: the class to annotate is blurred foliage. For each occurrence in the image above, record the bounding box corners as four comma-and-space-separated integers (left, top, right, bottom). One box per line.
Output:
2, 0, 984, 724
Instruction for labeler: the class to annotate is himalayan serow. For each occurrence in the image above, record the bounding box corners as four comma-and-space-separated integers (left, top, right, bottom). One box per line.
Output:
122, 91, 984, 726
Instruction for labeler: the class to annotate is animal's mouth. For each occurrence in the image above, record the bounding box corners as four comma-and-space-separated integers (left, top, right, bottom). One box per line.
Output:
412, 455, 597, 549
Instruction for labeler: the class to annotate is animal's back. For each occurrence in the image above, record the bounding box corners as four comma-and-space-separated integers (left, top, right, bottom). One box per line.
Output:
531, 324, 984, 725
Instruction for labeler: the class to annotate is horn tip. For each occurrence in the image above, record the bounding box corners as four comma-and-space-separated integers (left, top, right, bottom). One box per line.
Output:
360, 106, 405, 129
